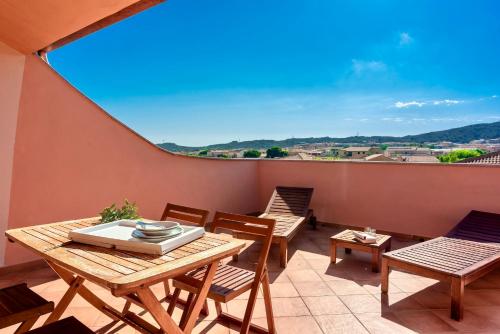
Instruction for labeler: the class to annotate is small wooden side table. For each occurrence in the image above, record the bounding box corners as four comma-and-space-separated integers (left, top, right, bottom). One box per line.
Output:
330, 229, 392, 272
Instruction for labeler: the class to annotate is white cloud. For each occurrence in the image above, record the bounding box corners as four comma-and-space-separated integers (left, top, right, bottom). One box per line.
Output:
382, 117, 404, 122
351, 59, 387, 75
431, 117, 463, 122
399, 32, 413, 46
394, 101, 426, 108
432, 99, 463, 106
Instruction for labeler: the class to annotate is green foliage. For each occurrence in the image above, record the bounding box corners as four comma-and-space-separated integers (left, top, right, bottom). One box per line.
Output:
216, 153, 229, 158
198, 150, 209, 156
379, 144, 388, 151
438, 149, 486, 163
243, 149, 261, 158
100, 199, 140, 224
266, 146, 288, 158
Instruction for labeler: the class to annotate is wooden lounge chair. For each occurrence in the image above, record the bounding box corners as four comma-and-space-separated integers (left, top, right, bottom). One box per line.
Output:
25, 316, 93, 334
0, 283, 54, 333
258, 186, 314, 268
381, 210, 500, 320
169, 212, 276, 334
121, 203, 209, 315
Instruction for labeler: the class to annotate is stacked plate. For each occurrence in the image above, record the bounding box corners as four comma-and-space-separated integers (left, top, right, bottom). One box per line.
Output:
132, 221, 183, 243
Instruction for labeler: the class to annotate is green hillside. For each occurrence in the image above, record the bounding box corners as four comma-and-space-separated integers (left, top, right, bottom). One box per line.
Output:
158, 121, 500, 152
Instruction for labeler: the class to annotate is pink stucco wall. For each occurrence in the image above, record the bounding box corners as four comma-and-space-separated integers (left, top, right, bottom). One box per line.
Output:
0, 42, 25, 266
5, 55, 259, 265
258, 160, 500, 237
4, 55, 500, 266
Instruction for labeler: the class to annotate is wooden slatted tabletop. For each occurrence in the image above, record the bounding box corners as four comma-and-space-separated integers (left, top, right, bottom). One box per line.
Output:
331, 229, 391, 248
384, 237, 500, 277
6, 217, 247, 334
6, 218, 245, 294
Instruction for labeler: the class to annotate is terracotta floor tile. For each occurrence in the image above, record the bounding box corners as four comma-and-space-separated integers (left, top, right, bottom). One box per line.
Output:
227, 298, 268, 318
392, 310, 457, 333
325, 278, 369, 295
282, 256, 312, 271
268, 270, 290, 283
432, 308, 500, 333
286, 269, 323, 283
193, 320, 231, 334
306, 257, 334, 271
463, 289, 498, 307
315, 267, 355, 282
410, 289, 451, 309
269, 282, 299, 298
339, 294, 382, 314
271, 316, 323, 334
292, 281, 335, 296
373, 292, 425, 312
358, 279, 402, 295
355, 312, 417, 334
314, 314, 369, 334
390, 278, 435, 293
298, 249, 328, 260
302, 295, 350, 315
270, 297, 310, 317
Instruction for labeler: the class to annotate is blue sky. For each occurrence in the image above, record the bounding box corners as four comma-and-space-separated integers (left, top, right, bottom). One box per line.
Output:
50, 0, 500, 146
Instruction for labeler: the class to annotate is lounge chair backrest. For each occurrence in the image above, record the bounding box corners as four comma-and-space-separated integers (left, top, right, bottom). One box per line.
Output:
160, 203, 209, 227
265, 186, 313, 217
446, 210, 500, 244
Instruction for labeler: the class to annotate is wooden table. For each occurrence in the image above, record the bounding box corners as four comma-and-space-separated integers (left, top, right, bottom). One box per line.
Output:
6, 218, 245, 334
330, 229, 391, 272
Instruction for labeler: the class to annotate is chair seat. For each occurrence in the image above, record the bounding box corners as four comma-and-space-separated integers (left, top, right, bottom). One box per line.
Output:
0, 283, 54, 329
260, 213, 304, 238
25, 316, 93, 334
172, 264, 255, 303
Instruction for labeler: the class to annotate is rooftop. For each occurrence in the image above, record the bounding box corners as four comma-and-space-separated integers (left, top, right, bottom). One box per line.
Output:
343, 147, 374, 152
1, 224, 500, 334
458, 151, 500, 165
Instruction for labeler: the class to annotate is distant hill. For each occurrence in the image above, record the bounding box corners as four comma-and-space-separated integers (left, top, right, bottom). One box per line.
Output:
158, 121, 500, 152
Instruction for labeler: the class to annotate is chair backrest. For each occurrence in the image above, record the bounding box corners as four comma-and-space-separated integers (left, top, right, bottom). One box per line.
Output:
211, 212, 276, 278
446, 210, 500, 245
265, 186, 313, 217
160, 203, 209, 227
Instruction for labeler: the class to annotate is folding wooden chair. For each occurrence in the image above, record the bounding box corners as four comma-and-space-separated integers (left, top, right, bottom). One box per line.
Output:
121, 203, 209, 315
25, 316, 93, 334
0, 283, 54, 334
169, 212, 276, 334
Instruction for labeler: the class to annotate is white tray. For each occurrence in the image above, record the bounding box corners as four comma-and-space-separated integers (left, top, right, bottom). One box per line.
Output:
68, 219, 205, 255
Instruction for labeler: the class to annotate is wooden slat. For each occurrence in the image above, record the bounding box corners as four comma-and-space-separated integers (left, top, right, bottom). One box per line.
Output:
6, 219, 245, 295
385, 237, 500, 276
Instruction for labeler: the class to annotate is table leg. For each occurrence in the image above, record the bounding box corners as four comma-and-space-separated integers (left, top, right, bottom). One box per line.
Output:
371, 249, 381, 273
181, 262, 219, 334
381, 258, 389, 293
45, 276, 84, 324
451, 277, 465, 321
136, 286, 183, 334
46, 262, 123, 322
330, 241, 337, 263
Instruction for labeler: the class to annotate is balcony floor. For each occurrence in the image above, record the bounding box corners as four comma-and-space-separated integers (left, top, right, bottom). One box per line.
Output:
1, 224, 500, 333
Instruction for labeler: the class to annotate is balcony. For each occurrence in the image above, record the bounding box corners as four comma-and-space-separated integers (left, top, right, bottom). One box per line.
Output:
2, 1, 500, 333
1, 224, 500, 334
